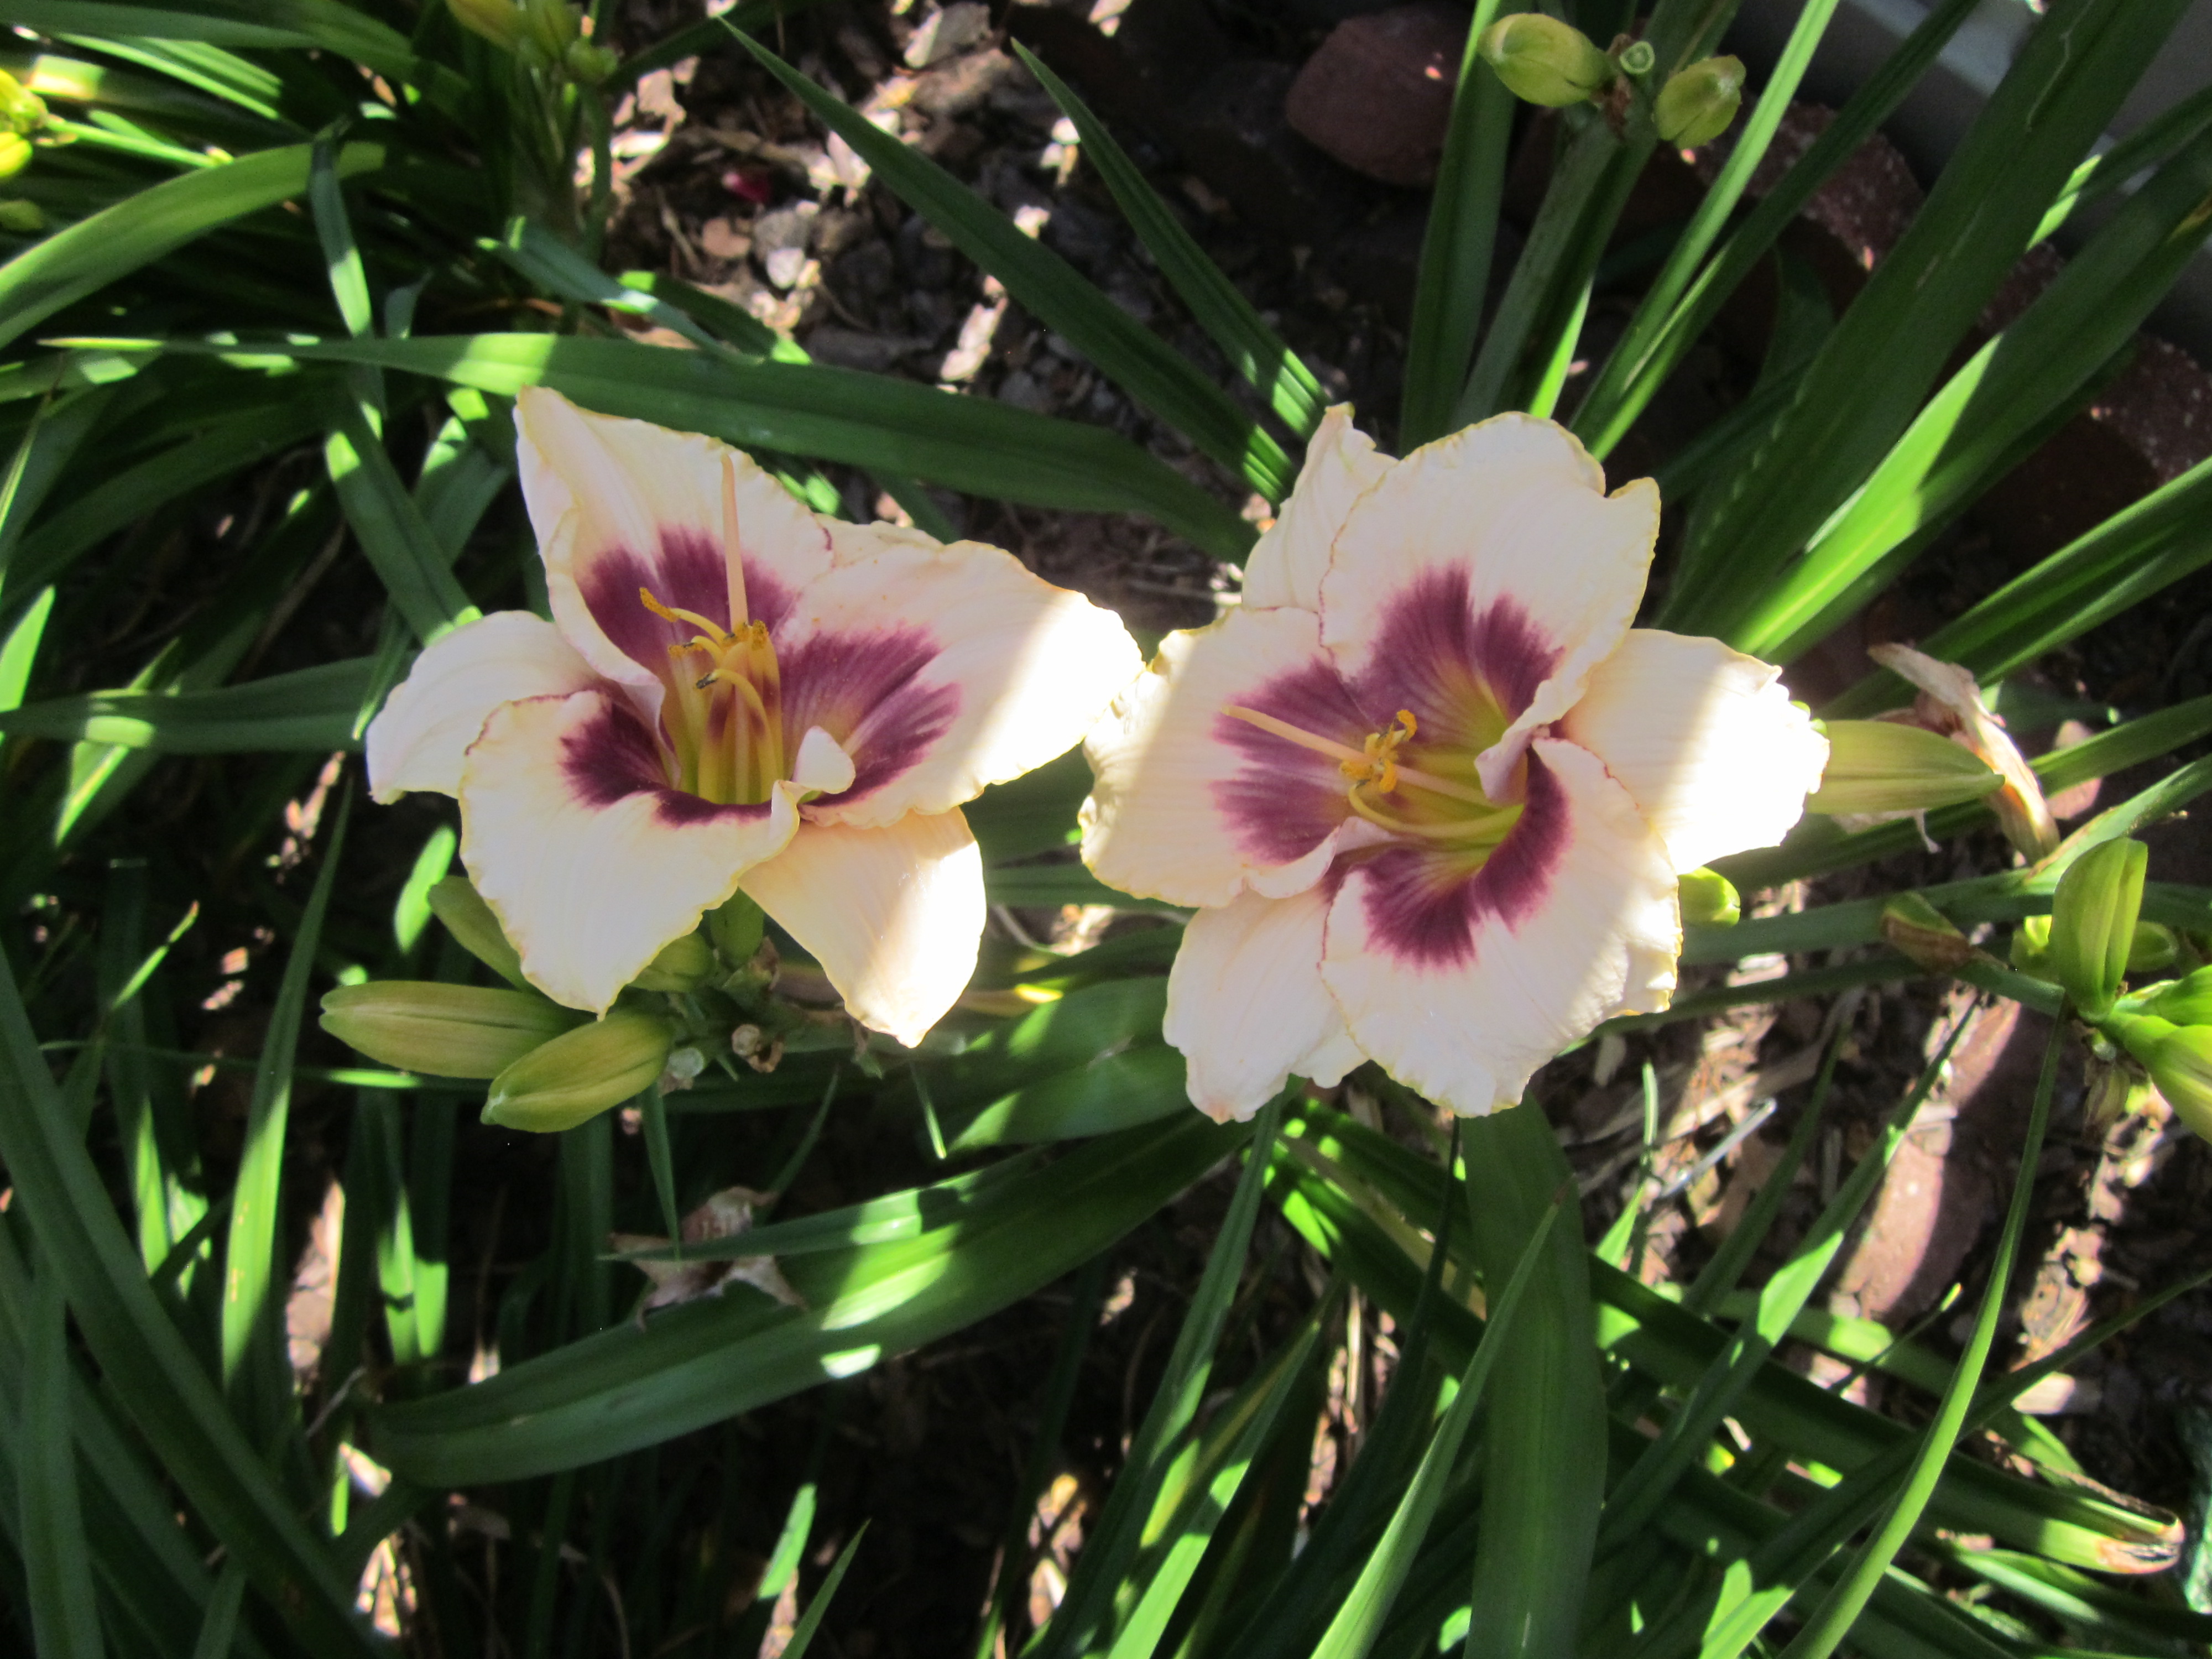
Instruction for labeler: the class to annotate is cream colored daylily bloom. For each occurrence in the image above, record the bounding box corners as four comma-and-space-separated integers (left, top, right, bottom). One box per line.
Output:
1082, 406, 1829, 1120
367, 389, 1140, 1045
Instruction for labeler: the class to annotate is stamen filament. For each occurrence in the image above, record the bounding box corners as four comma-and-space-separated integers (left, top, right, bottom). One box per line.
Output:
1221, 705, 1366, 765
1345, 785, 1519, 842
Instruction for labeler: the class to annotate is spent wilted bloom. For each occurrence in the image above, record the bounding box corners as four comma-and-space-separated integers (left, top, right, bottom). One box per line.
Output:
368, 389, 1139, 1046
1081, 408, 1828, 1120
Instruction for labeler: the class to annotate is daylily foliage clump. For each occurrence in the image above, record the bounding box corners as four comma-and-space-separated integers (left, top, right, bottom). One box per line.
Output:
366, 389, 1139, 1049
1082, 410, 1830, 1119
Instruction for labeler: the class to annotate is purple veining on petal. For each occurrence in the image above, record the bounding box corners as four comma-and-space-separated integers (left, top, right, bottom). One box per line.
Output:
778, 624, 957, 803
1211, 655, 1369, 866
1351, 567, 1559, 745
1354, 746, 1569, 968
575, 526, 799, 677
559, 690, 774, 830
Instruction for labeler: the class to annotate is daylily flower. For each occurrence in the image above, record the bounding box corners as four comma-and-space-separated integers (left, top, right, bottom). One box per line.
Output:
1081, 408, 1829, 1120
367, 389, 1139, 1046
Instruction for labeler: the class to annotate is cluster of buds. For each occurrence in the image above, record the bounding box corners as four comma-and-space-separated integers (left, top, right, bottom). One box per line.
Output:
320, 876, 817, 1134
448, 0, 617, 83
1475, 13, 1744, 148
0, 69, 50, 231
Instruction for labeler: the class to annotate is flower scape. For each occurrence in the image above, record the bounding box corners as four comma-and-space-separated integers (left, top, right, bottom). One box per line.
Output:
1082, 409, 1832, 1121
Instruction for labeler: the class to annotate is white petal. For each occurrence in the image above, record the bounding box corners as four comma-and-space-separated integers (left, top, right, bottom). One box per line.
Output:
1165, 886, 1363, 1122
1317, 413, 1658, 799
739, 808, 984, 1048
791, 726, 856, 795
514, 387, 832, 691
459, 687, 801, 1013
1322, 737, 1679, 1117
775, 536, 1140, 828
364, 611, 601, 803
1242, 405, 1390, 614
1080, 606, 1364, 907
1560, 629, 1829, 874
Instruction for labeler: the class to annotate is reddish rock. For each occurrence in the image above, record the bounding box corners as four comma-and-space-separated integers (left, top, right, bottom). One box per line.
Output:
1286, 2, 1466, 187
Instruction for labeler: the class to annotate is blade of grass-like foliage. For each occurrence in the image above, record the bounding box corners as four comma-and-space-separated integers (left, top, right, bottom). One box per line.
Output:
374, 1112, 1248, 1484
785, 1524, 868, 1659
1826, 454, 2212, 717
309, 134, 372, 342
1722, 691, 2212, 888
325, 399, 479, 644
2037, 80, 2212, 243
113, 333, 1255, 557
1106, 1311, 1326, 1659
20, 1253, 102, 1659
1737, 122, 2212, 662
1597, 1016, 1966, 1552
618, 0, 827, 80
734, 32, 1295, 504
7, 0, 310, 47
0, 379, 113, 593
1276, 1110, 2180, 1573
0, 917, 379, 1653
0, 655, 378, 751
1660, 0, 2192, 643
220, 792, 349, 1392
1312, 1197, 1561, 1659
1453, 117, 1621, 427
3, 393, 333, 603
190, 1564, 249, 1659
1400, 0, 1514, 448
1015, 45, 1325, 441
973, 1256, 1107, 1659
1460, 1100, 1606, 1659
1026, 1101, 1284, 1659
1572, 0, 1980, 457
1938, 1545, 2212, 1651
0, 586, 50, 708
0, 140, 383, 349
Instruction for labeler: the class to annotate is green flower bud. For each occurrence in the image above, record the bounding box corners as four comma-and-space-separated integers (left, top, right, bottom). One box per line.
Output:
2009, 913, 2052, 977
710, 890, 767, 967
0, 134, 30, 182
1655, 55, 1745, 149
0, 199, 44, 234
484, 1008, 676, 1133
2146, 964, 2212, 1026
563, 39, 619, 84
1678, 867, 1740, 927
2130, 921, 2179, 975
629, 930, 717, 993
1880, 891, 1972, 973
520, 0, 581, 58
447, 0, 526, 50
2048, 836, 2146, 1021
320, 981, 582, 1078
1478, 14, 1615, 107
2107, 1014, 2212, 1141
0, 71, 48, 134
1803, 719, 2001, 816
427, 875, 533, 991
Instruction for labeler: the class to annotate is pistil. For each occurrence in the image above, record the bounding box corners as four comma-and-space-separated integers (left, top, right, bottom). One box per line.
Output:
640, 586, 787, 805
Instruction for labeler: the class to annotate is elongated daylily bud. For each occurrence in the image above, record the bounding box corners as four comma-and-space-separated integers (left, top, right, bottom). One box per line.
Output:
2010, 913, 2052, 977
1678, 868, 1739, 927
0, 134, 29, 182
1880, 892, 1971, 972
1655, 55, 1745, 148
1478, 14, 1615, 106
484, 1008, 677, 1133
447, 0, 526, 49
2146, 964, 2212, 1025
321, 982, 582, 1078
2130, 921, 2179, 975
1804, 719, 2001, 815
709, 891, 767, 967
629, 931, 717, 993
0, 200, 44, 233
2108, 1015, 2212, 1141
427, 875, 532, 991
0, 71, 48, 134
2049, 837, 2146, 1020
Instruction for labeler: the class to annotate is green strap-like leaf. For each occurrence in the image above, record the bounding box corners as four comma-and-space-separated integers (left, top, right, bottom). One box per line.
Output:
733, 32, 1295, 504
0, 140, 383, 351
325, 399, 479, 644
0, 656, 378, 752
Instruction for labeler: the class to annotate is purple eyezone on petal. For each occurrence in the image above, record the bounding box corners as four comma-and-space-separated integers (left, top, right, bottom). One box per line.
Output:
559, 690, 776, 828
1353, 748, 1568, 968
576, 527, 800, 675
1212, 657, 1371, 865
1350, 568, 1560, 748
778, 625, 959, 804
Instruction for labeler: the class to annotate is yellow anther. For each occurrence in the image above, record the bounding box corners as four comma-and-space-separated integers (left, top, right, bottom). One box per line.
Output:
1395, 709, 1417, 739
638, 586, 729, 643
